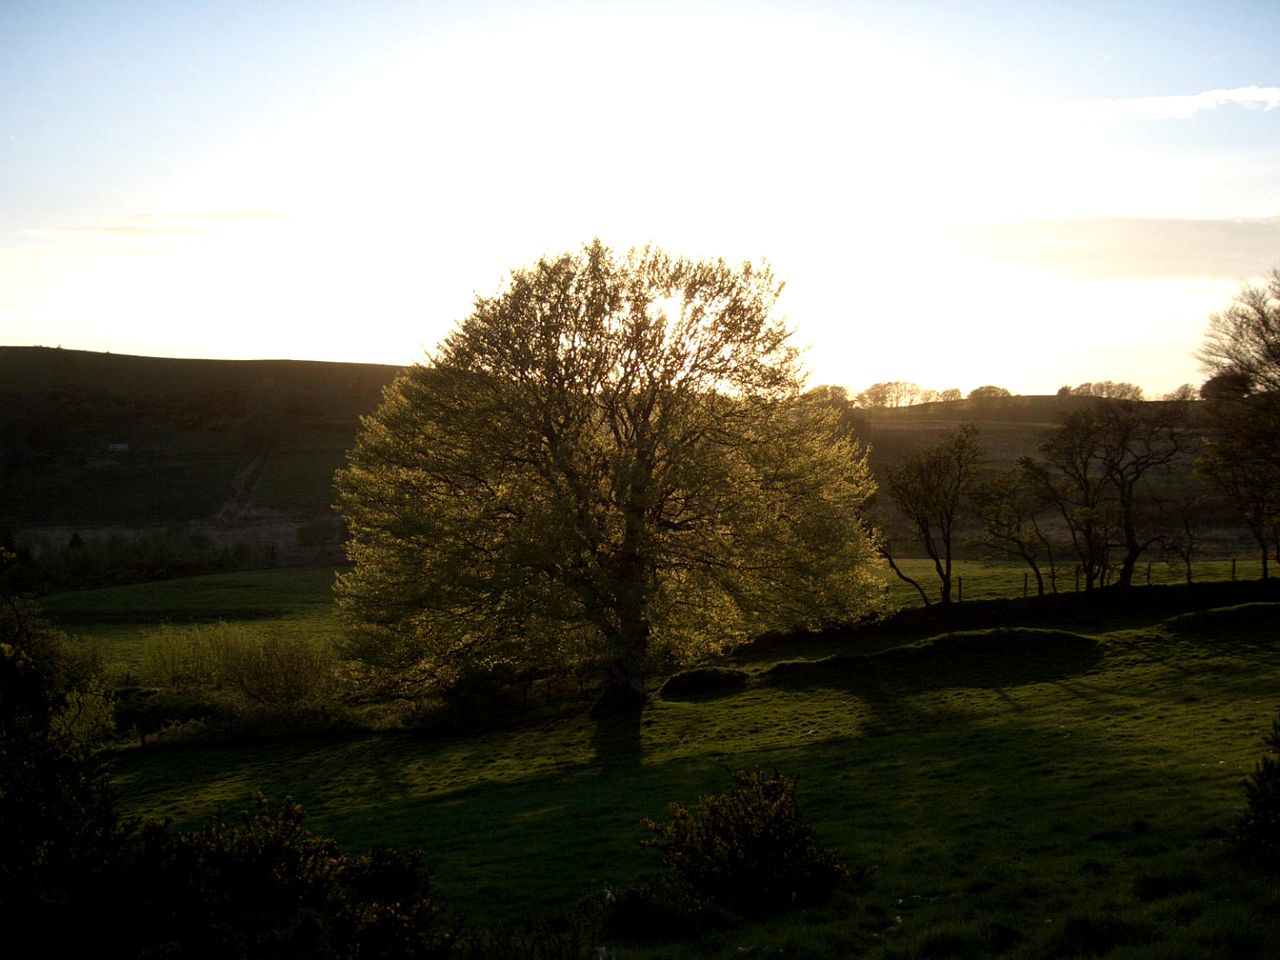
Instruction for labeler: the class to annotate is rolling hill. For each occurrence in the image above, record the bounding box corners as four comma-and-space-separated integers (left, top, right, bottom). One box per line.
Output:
1, 347, 1226, 572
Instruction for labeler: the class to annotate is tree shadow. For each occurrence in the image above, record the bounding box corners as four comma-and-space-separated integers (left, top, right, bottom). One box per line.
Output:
589, 707, 644, 768
761, 627, 1104, 726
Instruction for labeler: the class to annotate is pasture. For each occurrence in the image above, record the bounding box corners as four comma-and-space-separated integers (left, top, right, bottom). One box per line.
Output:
38, 564, 1280, 957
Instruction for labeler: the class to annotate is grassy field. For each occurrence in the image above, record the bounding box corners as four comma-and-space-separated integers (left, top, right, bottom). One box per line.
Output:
41, 566, 343, 677
40, 557, 1267, 672
884, 558, 1269, 607
50, 565, 1279, 958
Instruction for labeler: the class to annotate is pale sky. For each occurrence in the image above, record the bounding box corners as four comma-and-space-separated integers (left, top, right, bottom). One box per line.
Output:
2, 0, 1278, 397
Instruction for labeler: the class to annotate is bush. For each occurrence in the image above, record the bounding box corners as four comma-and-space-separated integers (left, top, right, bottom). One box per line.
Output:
1237, 716, 1280, 866
0, 593, 119, 956
141, 621, 336, 706
113, 793, 455, 960
639, 769, 854, 918
658, 666, 748, 700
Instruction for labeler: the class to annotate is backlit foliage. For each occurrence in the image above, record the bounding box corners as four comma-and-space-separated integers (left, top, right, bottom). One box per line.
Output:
335, 241, 880, 697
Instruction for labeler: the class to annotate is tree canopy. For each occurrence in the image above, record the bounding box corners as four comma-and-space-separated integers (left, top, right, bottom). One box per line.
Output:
335, 242, 880, 703
1197, 269, 1280, 394
1196, 269, 1280, 576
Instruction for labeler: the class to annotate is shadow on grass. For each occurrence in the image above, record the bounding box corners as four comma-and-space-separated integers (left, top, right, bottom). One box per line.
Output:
761, 628, 1103, 709
590, 708, 643, 767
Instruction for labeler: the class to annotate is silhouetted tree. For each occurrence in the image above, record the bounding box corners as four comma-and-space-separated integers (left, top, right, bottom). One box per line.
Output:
967, 385, 1011, 400
856, 380, 921, 408
1031, 401, 1188, 589
1070, 381, 1145, 400
336, 242, 881, 707
883, 423, 984, 604
1197, 269, 1280, 393
1163, 383, 1198, 402
1161, 493, 1210, 583
970, 461, 1059, 595
1198, 405, 1280, 578
1195, 270, 1280, 575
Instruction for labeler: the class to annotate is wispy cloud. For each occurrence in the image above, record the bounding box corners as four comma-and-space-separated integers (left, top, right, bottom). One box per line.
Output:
15, 210, 288, 247
955, 217, 1280, 279
1078, 85, 1280, 122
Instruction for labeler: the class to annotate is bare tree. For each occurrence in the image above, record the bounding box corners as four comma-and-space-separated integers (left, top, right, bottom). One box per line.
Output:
1195, 269, 1280, 576
883, 423, 984, 604
1198, 401, 1280, 578
1031, 401, 1189, 590
1197, 269, 1280, 393
970, 461, 1059, 595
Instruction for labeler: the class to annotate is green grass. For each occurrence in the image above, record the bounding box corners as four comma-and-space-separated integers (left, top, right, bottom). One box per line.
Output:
882, 558, 1268, 607
41, 567, 342, 676
102, 588, 1280, 957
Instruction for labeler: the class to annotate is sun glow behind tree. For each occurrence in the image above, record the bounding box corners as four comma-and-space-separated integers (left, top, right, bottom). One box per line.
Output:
1, 2, 1277, 395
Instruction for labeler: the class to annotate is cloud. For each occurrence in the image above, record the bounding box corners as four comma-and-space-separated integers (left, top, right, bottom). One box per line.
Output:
1078, 85, 1280, 122
15, 209, 288, 246
955, 217, 1280, 279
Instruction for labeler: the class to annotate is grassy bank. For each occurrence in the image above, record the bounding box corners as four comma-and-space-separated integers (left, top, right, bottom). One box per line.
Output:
96, 580, 1280, 958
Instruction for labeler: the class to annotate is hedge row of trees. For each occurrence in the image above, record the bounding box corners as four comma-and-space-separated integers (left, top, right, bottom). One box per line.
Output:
873, 270, 1280, 602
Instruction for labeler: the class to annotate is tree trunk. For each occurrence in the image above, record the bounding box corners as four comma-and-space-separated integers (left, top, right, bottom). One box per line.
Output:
1028, 559, 1045, 596
882, 548, 931, 606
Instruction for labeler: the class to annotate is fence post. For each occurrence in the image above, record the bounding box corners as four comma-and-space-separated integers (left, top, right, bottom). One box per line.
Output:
1232, 558, 1237, 581
1075, 566, 1080, 592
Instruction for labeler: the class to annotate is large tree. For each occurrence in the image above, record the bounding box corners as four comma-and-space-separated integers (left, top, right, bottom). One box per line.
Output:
335, 242, 880, 705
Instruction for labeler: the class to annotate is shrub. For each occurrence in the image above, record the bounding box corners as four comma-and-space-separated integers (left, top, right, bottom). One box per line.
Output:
141, 621, 336, 707
0, 593, 119, 955
1237, 716, 1280, 866
639, 769, 854, 918
115, 793, 455, 960
658, 666, 748, 700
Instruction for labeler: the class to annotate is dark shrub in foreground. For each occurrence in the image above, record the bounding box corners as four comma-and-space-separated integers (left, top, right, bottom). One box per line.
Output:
1237, 716, 1280, 866
118, 793, 453, 959
638, 769, 855, 919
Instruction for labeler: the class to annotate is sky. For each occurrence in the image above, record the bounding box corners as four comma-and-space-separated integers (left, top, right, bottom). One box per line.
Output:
2, 0, 1278, 397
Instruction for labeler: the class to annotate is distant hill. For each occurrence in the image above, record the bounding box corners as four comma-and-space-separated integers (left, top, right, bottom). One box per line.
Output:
0, 347, 402, 566
0, 347, 1216, 572
857, 392, 1219, 473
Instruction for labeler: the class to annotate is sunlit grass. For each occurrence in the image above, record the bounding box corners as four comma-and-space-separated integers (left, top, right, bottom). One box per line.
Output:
34, 566, 1280, 954
104, 594, 1280, 956
41, 567, 341, 676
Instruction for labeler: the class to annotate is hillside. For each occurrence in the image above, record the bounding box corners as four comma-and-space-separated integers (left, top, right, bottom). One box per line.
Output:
857, 393, 1207, 472
2, 347, 1227, 572
0, 347, 402, 565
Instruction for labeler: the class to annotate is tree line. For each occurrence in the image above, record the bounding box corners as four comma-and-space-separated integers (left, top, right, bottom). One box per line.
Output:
868, 271, 1280, 603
